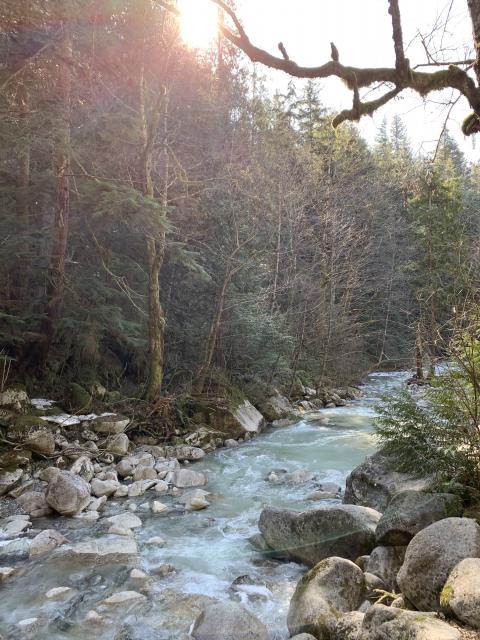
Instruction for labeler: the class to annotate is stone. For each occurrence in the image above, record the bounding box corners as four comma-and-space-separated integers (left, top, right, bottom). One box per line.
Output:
151, 501, 168, 513
290, 636, 317, 640
375, 490, 462, 545
45, 471, 91, 516
116, 459, 134, 478
397, 517, 480, 611
69, 456, 95, 482
114, 485, 129, 497
165, 445, 205, 461
104, 512, 142, 529
74, 510, 99, 522
24, 429, 55, 456
180, 489, 210, 511
260, 392, 296, 422
100, 590, 146, 605
87, 495, 107, 511
364, 572, 385, 599
154, 480, 168, 493
224, 439, 239, 447
0, 538, 30, 559
91, 478, 120, 498
16, 490, 52, 517
0, 567, 15, 582
85, 610, 104, 624
287, 557, 365, 638
365, 545, 406, 591
91, 414, 130, 434
107, 525, 133, 537
191, 602, 268, 640
306, 490, 341, 501
45, 586, 74, 600
16, 617, 43, 634
38, 467, 61, 483
127, 481, 147, 497
129, 568, 148, 582
361, 604, 460, 640
333, 612, 364, 640
30, 529, 68, 556
145, 536, 166, 547
232, 400, 265, 435
0, 515, 31, 538
107, 433, 130, 456
173, 469, 207, 488
61, 537, 138, 562
0, 469, 23, 496
133, 465, 157, 481
258, 504, 381, 566
151, 562, 175, 577
0, 386, 29, 409
441, 557, 480, 628
344, 449, 430, 511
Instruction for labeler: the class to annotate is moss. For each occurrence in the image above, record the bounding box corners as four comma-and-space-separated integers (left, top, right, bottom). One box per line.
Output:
66, 383, 92, 412
440, 585, 454, 609
13, 415, 44, 428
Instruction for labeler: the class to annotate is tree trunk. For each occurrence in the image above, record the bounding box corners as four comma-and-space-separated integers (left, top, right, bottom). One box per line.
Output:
415, 324, 424, 379
41, 21, 71, 367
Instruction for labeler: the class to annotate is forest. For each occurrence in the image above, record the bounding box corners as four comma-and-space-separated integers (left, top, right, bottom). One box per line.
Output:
1, 1, 479, 412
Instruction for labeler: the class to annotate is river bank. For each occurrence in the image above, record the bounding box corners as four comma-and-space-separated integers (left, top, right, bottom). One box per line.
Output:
1, 371, 479, 639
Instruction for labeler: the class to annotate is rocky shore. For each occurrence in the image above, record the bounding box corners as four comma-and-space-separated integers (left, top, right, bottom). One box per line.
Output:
1, 382, 479, 639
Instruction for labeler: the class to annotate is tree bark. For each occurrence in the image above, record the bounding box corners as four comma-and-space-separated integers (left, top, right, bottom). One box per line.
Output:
468, 0, 480, 84
41, 20, 71, 367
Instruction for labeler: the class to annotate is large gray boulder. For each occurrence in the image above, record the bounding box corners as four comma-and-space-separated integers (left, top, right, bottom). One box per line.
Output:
16, 490, 52, 517
344, 450, 430, 511
191, 602, 268, 640
233, 400, 265, 435
165, 445, 205, 461
441, 558, 480, 629
397, 517, 480, 611
287, 557, 364, 639
258, 504, 381, 566
361, 604, 460, 640
259, 392, 296, 422
375, 490, 462, 545
29, 529, 68, 557
365, 545, 406, 591
59, 537, 138, 563
45, 471, 91, 516
333, 612, 364, 640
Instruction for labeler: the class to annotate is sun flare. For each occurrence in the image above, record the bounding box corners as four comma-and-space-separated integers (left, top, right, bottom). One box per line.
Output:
178, 0, 219, 49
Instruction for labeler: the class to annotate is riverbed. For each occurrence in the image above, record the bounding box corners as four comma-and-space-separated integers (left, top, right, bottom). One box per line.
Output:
0, 371, 408, 639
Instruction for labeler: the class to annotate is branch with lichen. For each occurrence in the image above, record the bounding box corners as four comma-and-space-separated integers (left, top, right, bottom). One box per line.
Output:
158, 0, 480, 135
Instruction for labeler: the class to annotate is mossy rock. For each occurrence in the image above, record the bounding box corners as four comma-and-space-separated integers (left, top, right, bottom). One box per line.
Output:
463, 503, 480, 524
0, 448, 32, 471
66, 383, 92, 412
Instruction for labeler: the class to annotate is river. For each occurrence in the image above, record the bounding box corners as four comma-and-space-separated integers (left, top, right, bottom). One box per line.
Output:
0, 371, 408, 639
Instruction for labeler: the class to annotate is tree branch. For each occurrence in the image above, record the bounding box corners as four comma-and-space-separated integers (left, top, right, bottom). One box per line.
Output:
158, 0, 480, 136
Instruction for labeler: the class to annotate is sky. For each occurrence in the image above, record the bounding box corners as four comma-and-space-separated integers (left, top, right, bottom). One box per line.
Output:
225, 0, 479, 161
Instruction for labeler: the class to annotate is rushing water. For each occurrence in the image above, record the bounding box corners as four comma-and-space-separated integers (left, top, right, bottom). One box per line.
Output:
0, 371, 409, 639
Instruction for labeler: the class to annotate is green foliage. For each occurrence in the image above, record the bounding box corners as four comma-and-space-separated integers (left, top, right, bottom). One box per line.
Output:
375, 322, 480, 488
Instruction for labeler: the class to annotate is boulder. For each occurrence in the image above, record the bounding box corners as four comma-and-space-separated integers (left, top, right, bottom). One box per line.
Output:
173, 469, 207, 488
116, 458, 134, 478
133, 466, 157, 481
69, 456, 95, 482
375, 490, 462, 545
233, 400, 265, 435
100, 590, 146, 606
107, 433, 130, 456
333, 612, 364, 640
344, 450, 430, 511
45, 471, 91, 516
165, 445, 205, 461
16, 490, 52, 517
0, 515, 31, 538
30, 529, 68, 556
0, 468, 23, 496
441, 558, 480, 628
179, 488, 210, 511
0, 567, 15, 582
91, 478, 119, 497
397, 517, 480, 611
365, 545, 406, 591
104, 512, 142, 529
7, 420, 57, 456
361, 604, 460, 640
60, 537, 138, 562
258, 504, 381, 566
91, 414, 130, 434
259, 392, 296, 422
287, 557, 364, 638
191, 602, 268, 640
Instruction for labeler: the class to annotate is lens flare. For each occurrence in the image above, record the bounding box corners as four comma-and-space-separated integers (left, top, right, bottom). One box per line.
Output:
178, 0, 219, 49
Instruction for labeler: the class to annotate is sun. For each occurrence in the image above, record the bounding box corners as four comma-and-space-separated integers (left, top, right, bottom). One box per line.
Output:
178, 0, 219, 49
